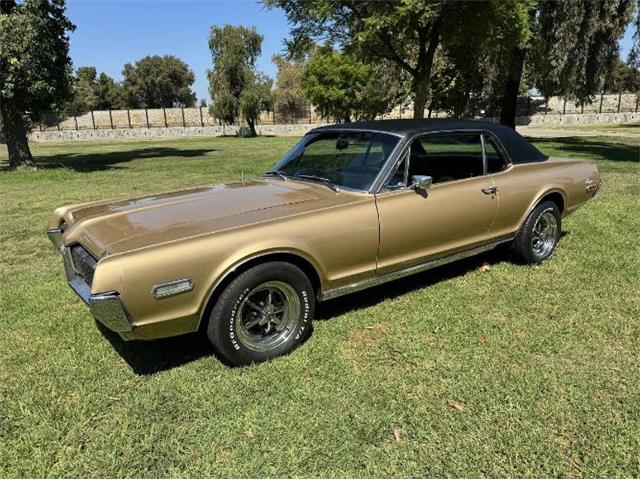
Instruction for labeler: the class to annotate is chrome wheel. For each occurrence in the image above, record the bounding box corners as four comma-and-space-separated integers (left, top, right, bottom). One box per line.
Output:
531, 211, 558, 258
235, 281, 301, 352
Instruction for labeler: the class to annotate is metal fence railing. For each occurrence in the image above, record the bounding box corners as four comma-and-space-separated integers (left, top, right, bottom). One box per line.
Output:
38, 93, 639, 132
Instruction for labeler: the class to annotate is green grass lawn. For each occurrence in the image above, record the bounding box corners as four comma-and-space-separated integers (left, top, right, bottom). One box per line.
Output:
1, 134, 639, 477
530, 123, 640, 136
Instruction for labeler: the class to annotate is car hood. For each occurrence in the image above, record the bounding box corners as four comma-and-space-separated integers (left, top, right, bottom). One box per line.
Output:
62, 179, 341, 256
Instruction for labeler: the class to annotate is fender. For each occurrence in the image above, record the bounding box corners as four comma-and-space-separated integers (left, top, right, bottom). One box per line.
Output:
516, 187, 567, 233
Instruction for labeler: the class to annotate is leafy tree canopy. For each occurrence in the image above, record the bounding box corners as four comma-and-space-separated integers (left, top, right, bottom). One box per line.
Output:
122, 55, 196, 108
302, 48, 405, 122
0, 0, 75, 168
530, 0, 635, 101
66, 67, 125, 113
264, 0, 527, 118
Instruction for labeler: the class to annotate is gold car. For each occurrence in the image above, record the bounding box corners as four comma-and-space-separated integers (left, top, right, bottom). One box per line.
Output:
48, 119, 601, 366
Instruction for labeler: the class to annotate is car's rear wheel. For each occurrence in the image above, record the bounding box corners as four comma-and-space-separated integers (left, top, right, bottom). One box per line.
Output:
206, 261, 314, 366
512, 200, 561, 264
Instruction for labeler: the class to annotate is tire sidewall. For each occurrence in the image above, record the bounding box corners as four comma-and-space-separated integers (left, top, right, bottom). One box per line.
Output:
524, 202, 561, 263
209, 263, 314, 365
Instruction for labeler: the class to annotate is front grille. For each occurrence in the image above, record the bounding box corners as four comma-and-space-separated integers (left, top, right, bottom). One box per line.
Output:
70, 244, 97, 285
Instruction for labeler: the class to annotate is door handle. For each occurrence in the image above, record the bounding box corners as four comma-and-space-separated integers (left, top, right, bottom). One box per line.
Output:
481, 186, 498, 195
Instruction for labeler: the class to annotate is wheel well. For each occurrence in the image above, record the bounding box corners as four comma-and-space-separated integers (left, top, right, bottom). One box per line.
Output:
538, 191, 565, 214
197, 252, 322, 332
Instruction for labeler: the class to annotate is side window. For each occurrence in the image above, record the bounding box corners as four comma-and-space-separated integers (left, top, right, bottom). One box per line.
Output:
484, 135, 509, 173
409, 134, 484, 184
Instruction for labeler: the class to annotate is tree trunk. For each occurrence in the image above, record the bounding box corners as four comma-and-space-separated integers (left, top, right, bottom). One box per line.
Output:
412, 19, 442, 119
499, 46, 527, 129
246, 117, 257, 137
413, 77, 429, 119
0, 99, 34, 169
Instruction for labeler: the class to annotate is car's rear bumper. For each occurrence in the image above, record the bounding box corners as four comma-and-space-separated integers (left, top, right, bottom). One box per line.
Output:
47, 228, 133, 335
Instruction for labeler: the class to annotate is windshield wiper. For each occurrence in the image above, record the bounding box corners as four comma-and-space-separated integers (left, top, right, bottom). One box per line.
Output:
293, 174, 340, 192
264, 170, 288, 181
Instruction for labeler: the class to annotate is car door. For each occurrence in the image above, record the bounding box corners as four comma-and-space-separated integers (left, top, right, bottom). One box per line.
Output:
375, 132, 499, 275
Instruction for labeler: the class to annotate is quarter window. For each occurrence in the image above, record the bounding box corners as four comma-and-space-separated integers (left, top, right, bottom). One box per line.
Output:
484, 135, 509, 173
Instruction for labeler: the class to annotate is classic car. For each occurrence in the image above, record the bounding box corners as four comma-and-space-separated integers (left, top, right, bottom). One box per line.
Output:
47, 119, 601, 366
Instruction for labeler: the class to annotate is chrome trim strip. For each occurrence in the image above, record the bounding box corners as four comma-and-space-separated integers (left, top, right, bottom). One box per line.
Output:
47, 228, 63, 249
319, 238, 512, 301
480, 133, 488, 174
152, 278, 194, 299
307, 127, 405, 139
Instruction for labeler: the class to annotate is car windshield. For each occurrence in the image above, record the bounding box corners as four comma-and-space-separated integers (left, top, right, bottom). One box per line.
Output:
271, 131, 400, 191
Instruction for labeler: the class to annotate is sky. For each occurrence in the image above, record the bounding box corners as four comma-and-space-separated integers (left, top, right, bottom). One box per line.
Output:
67, 0, 637, 103
66, 0, 291, 102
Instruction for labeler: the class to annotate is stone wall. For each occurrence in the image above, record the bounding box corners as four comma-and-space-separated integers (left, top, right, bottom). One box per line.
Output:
27, 112, 639, 143
516, 111, 639, 126
28, 124, 325, 143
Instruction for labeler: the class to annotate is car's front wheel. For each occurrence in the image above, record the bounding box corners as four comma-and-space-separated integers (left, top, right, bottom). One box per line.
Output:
206, 261, 315, 366
512, 200, 562, 264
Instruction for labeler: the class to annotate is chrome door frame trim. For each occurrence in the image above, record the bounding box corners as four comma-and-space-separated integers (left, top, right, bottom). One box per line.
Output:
319, 237, 512, 301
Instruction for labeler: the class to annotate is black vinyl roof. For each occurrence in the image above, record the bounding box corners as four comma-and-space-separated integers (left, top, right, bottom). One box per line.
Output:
310, 119, 548, 164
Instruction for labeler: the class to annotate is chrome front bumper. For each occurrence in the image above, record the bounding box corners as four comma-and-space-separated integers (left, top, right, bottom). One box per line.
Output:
47, 228, 133, 333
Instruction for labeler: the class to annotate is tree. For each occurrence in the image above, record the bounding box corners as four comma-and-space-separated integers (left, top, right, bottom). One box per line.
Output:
66, 67, 124, 113
239, 72, 273, 135
265, 0, 505, 119
67, 66, 99, 113
272, 54, 307, 122
122, 55, 196, 108
302, 49, 406, 122
0, 0, 74, 169
302, 50, 367, 122
95, 73, 125, 110
207, 25, 273, 136
499, 0, 635, 127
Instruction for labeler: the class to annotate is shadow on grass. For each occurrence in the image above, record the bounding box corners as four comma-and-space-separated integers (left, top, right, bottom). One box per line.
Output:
97, 322, 216, 375
530, 137, 639, 163
34, 147, 216, 172
316, 246, 511, 320
99, 243, 537, 374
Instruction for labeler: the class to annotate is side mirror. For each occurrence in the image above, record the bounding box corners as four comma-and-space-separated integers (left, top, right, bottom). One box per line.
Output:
411, 175, 433, 192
